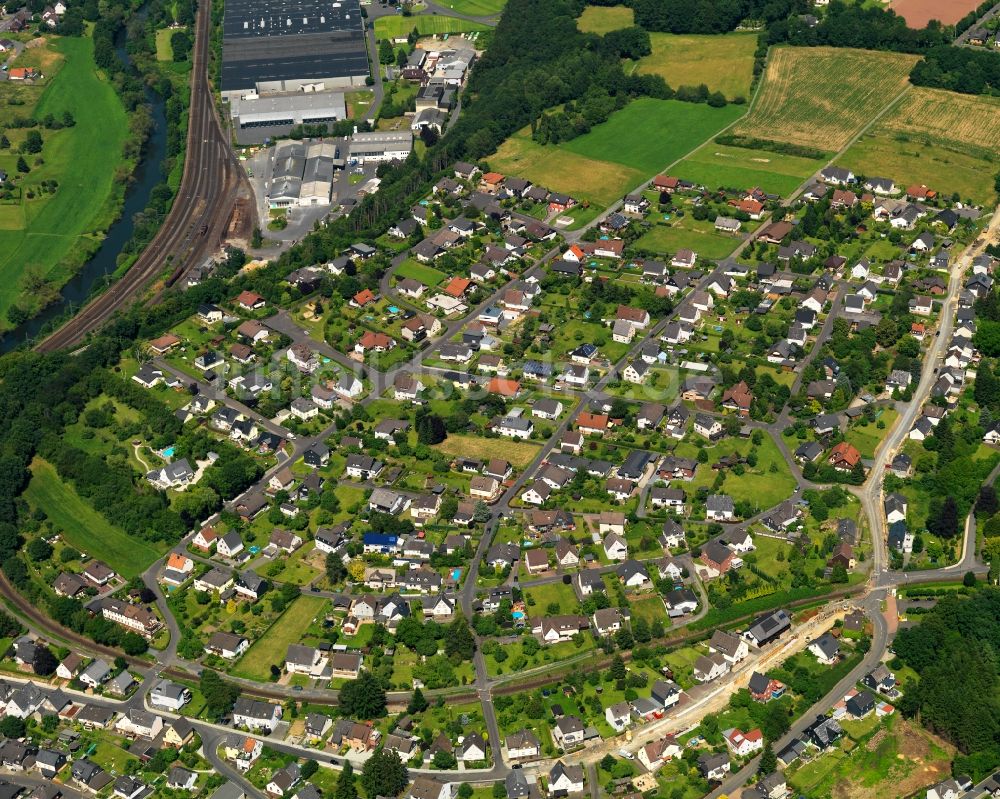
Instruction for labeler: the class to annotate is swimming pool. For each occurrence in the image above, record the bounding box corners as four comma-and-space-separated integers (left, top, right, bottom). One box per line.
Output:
451, 568, 462, 581
388, 305, 400, 313
161, 446, 175, 458
512, 611, 525, 620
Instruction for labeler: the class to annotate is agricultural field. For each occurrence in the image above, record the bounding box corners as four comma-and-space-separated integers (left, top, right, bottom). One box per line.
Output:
373, 14, 489, 40
490, 100, 742, 206
838, 88, 1000, 204
0, 35, 130, 328
23, 457, 165, 577
231, 595, 328, 681
563, 98, 745, 176
889, 0, 978, 26
634, 32, 758, 100
731, 46, 918, 151
676, 142, 825, 197
577, 4, 634, 34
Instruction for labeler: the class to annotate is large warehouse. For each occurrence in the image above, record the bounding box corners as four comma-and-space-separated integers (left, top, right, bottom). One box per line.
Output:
221, 0, 370, 100
229, 91, 348, 144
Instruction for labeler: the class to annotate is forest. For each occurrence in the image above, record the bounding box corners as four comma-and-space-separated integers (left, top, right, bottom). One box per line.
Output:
893, 588, 1000, 779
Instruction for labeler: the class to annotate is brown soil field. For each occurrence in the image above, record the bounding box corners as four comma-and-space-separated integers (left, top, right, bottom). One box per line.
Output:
890, 0, 980, 27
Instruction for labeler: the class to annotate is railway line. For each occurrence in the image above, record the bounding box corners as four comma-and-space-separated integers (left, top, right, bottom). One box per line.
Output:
35, 0, 245, 353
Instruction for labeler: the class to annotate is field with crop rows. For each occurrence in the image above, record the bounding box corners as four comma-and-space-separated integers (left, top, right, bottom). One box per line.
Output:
731, 46, 918, 151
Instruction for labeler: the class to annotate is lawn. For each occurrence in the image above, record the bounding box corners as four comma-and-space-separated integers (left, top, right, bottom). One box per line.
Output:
838, 87, 1000, 205
731, 46, 918, 151
434, 433, 540, 469
635, 32, 758, 100
844, 408, 899, 459
374, 14, 489, 39
231, 595, 328, 680
563, 98, 746, 176
676, 142, 825, 197
0, 35, 130, 328
489, 99, 744, 206
24, 457, 164, 578
434, 0, 505, 15
524, 581, 580, 615
635, 215, 741, 260
395, 259, 448, 287
577, 5, 634, 33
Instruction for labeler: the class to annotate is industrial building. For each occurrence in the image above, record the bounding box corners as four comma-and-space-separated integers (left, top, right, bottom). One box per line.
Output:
229, 91, 348, 145
267, 139, 338, 208
347, 131, 413, 164
221, 0, 370, 101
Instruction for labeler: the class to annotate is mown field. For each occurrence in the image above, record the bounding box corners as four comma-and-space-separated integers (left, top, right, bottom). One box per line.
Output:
676, 141, 825, 196
434, 433, 540, 469
636, 215, 739, 259
731, 46, 918, 151
635, 32, 758, 100
434, 0, 505, 16
23, 457, 165, 577
0, 35, 129, 328
374, 14, 489, 39
838, 87, 1000, 204
491, 98, 743, 205
577, 4, 634, 33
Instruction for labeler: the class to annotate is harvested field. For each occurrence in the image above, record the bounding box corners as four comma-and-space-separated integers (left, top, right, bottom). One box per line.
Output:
838, 87, 1000, 204
890, 0, 979, 27
879, 87, 1000, 157
732, 46, 918, 151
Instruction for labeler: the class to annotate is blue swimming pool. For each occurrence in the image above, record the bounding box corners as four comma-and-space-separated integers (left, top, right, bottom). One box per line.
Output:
451, 568, 462, 581
161, 446, 175, 458
388, 305, 400, 313
512, 611, 525, 620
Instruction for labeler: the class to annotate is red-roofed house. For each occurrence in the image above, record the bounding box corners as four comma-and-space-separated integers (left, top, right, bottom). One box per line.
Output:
444, 277, 472, 298
149, 334, 181, 355
724, 728, 763, 757
487, 378, 521, 397
737, 199, 764, 220
906, 184, 936, 200
355, 331, 396, 354
352, 288, 376, 307
236, 291, 266, 311
480, 172, 505, 193
828, 441, 862, 472
577, 413, 609, 435
721, 381, 753, 416
563, 245, 586, 263
653, 175, 678, 192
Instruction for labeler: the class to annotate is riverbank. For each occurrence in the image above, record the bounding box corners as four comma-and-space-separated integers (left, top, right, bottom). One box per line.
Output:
0, 33, 131, 329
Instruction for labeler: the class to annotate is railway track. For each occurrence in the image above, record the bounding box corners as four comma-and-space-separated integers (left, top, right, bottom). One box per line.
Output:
35, 0, 244, 353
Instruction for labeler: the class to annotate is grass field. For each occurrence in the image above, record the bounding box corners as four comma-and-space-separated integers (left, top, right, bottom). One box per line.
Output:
231, 595, 328, 680
676, 142, 825, 196
0, 35, 129, 328
635, 215, 739, 259
435, 433, 540, 469
731, 46, 918, 151
838, 87, 1000, 204
395, 259, 448, 286
577, 5, 634, 33
635, 32, 757, 100
491, 99, 743, 206
24, 457, 164, 577
434, 0, 505, 15
374, 14, 489, 39
563, 98, 745, 175
155, 27, 184, 61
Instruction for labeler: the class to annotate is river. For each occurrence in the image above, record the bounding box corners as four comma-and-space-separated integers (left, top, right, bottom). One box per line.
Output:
0, 14, 169, 352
